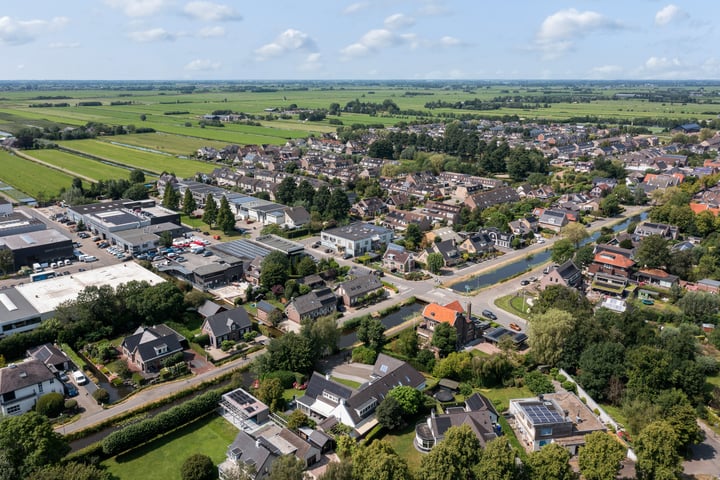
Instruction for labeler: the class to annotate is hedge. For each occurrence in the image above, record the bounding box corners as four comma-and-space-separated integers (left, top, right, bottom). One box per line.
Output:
102, 389, 222, 455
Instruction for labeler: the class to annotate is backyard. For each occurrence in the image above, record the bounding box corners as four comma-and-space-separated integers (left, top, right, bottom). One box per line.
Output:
102, 414, 237, 480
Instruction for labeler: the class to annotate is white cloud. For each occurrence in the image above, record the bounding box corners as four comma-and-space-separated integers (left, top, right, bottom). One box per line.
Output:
105, 0, 168, 17
343, 2, 369, 15
183, 2, 242, 22
418, 0, 449, 16
590, 65, 622, 77
0, 16, 68, 46
48, 42, 80, 49
184, 58, 221, 71
655, 5, 686, 26
299, 53, 322, 72
645, 56, 681, 69
535, 9, 622, 58
341, 28, 417, 58
198, 26, 225, 38
384, 13, 415, 29
128, 28, 175, 43
439, 36, 461, 47
255, 29, 317, 60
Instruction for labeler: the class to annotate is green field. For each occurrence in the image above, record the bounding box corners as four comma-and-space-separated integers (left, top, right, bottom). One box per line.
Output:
0, 150, 80, 198
97, 133, 227, 156
29, 149, 142, 182
103, 414, 238, 480
59, 139, 214, 177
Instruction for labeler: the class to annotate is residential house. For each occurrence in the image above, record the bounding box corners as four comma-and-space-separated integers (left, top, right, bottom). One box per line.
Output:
486, 228, 515, 249
382, 244, 414, 273
201, 307, 253, 349
423, 201, 462, 226
418, 301, 476, 347
538, 209, 569, 232
634, 222, 679, 240
26, 343, 71, 373
283, 206, 310, 229
509, 215, 539, 237
218, 387, 270, 432
635, 268, 679, 289
0, 359, 64, 416
284, 288, 337, 324
459, 231, 495, 257
464, 187, 520, 211
296, 354, 425, 436
381, 210, 431, 232
540, 260, 583, 290
198, 300, 226, 319
352, 197, 388, 218
509, 393, 606, 454
120, 324, 186, 373
419, 239, 461, 267
587, 246, 635, 279
415, 393, 499, 451
335, 275, 385, 307
218, 430, 280, 480
321, 223, 393, 257
256, 300, 280, 326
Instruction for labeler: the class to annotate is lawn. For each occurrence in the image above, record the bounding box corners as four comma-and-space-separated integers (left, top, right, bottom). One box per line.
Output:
382, 421, 424, 473
29, 148, 139, 182
494, 294, 532, 321
103, 414, 238, 480
98, 132, 227, 156
600, 403, 628, 428
479, 385, 534, 412
331, 377, 362, 389
0, 149, 80, 198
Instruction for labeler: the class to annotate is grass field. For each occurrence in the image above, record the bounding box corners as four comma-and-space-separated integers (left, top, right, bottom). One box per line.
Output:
479, 385, 534, 412
97, 133, 227, 156
382, 420, 423, 473
494, 294, 532, 321
59, 139, 215, 177
102, 414, 237, 480
29, 149, 141, 182
0, 149, 80, 198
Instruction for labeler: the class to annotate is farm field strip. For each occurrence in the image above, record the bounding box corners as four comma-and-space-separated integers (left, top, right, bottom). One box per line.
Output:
58, 139, 215, 177
96, 133, 227, 156
0, 150, 79, 198
0, 180, 34, 203
30, 149, 147, 181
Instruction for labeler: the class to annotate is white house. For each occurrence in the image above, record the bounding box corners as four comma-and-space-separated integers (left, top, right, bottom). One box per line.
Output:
0, 359, 64, 416
320, 222, 393, 257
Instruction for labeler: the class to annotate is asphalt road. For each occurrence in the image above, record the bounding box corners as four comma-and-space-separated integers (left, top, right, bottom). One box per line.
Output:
684, 420, 720, 478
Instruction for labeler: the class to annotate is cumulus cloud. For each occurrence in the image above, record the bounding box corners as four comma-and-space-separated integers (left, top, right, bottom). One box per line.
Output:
184, 58, 221, 71
384, 13, 415, 29
343, 2, 369, 15
655, 5, 686, 26
341, 28, 416, 57
535, 9, 623, 58
255, 29, 317, 60
0, 16, 68, 45
198, 26, 225, 38
439, 36, 461, 47
48, 42, 80, 49
299, 53, 322, 72
645, 56, 681, 69
105, 0, 168, 17
183, 2, 242, 22
128, 28, 175, 43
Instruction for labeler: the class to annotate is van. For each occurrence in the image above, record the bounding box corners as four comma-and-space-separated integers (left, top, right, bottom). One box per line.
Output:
73, 371, 88, 385
83, 255, 97, 263
32, 263, 43, 273
50, 262, 58, 269
64, 259, 71, 266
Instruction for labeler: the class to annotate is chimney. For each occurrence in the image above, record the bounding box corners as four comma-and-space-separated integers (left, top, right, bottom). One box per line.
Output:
466, 302, 472, 321
256, 438, 261, 449
325, 373, 330, 381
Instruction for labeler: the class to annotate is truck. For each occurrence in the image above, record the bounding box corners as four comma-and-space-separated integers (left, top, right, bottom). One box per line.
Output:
32, 263, 43, 273
30, 270, 56, 282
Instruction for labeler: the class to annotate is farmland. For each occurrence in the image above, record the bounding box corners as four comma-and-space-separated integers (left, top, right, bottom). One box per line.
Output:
0, 149, 81, 198
29, 149, 144, 182
96, 133, 227, 157
58, 139, 215, 178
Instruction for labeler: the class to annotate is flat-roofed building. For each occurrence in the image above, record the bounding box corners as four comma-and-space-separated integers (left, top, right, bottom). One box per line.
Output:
0, 210, 46, 238
0, 229, 73, 269
321, 222, 393, 257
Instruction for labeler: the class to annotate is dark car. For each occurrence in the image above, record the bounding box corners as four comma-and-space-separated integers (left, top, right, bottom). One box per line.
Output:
481, 309, 497, 320
63, 382, 78, 397
520, 279, 530, 286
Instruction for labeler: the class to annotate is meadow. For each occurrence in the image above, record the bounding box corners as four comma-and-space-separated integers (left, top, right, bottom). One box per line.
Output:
0, 149, 81, 198
29, 149, 143, 182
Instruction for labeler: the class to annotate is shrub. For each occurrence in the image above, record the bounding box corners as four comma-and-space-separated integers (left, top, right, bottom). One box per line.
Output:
220, 340, 235, 352
36, 392, 65, 418
264, 370, 297, 389
93, 388, 110, 404
459, 383, 473, 396
524, 371, 555, 395
195, 334, 210, 347
64, 399, 78, 412
114, 362, 131, 379
561, 381, 577, 393
351, 346, 378, 364
181, 453, 216, 480
131, 372, 144, 386
162, 351, 185, 368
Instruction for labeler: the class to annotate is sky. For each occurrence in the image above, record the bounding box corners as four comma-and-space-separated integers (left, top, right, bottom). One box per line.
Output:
0, 0, 718, 81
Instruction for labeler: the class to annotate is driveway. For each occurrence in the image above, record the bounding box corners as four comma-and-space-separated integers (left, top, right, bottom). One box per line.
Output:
684, 421, 720, 478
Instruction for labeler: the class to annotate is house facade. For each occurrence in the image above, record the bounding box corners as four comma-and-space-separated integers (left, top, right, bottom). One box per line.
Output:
0, 359, 64, 416
540, 260, 583, 290
382, 244, 414, 273
201, 307, 253, 348
321, 223, 393, 257
121, 324, 186, 373
284, 288, 337, 324
335, 275, 385, 307
418, 301, 476, 347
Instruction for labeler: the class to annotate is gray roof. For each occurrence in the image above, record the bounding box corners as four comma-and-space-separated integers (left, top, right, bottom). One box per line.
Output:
121, 325, 185, 363
337, 274, 383, 298
27, 343, 68, 368
0, 229, 72, 250
322, 222, 392, 242
0, 287, 40, 324
288, 288, 337, 316
256, 300, 278, 314
198, 300, 225, 318
213, 239, 271, 261
226, 430, 280, 478
252, 234, 305, 255
203, 307, 252, 338
0, 359, 55, 395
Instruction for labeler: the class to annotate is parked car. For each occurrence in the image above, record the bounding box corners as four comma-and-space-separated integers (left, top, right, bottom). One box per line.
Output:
509, 323, 522, 332
202, 251, 213, 257
520, 279, 530, 286
73, 371, 88, 385
63, 382, 78, 397
481, 309, 497, 320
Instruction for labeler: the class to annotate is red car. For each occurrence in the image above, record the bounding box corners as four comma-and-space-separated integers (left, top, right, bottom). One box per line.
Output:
509, 323, 522, 332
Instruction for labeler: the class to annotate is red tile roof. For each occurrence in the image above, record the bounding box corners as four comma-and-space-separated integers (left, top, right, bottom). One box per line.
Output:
444, 300, 465, 313
422, 303, 459, 325
593, 252, 635, 268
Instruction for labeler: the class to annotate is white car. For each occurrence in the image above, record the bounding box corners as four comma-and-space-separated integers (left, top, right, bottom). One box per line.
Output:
73, 371, 88, 385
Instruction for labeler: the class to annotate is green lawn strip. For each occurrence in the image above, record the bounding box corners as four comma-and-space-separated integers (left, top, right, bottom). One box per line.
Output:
60, 343, 86, 370
97, 133, 227, 156
179, 214, 247, 242
283, 388, 306, 403
382, 421, 423, 473
493, 294, 532, 321
102, 414, 237, 480
0, 150, 78, 198
478, 386, 534, 413
496, 414, 528, 461
331, 377, 362, 389
30, 149, 138, 182
599, 403, 628, 428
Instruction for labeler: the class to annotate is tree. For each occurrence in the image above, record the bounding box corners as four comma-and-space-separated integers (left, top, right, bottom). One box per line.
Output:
140, 114, 147, 121
574, 244, 595, 269
254, 332, 316, 375
295, 256, 317, 277
162, 185, 180, 210
260, 251, 291, 291
92, 388, 110, 404
577, 342, 625, 401
352, 441, 412, 480
29, 462, 114, 480
376, 396, 405, 430
35, 392, 65, 418
418, 425, 482, 480
216, 195, 236, 233
182, 189, 198, 215
327, 189, 351, 222
561, 222, 589, 249
635, 235, 670, 269
287, 409, 312, 431
268, 454, 308, 480
0, 411, 69, 479
427, 252, 444, 274
404, 223, 422, 249
303, 315, 340, 357
388, 385, 424, 416
600, 194, 621, 216
267, 308, 284, 327
202, 194, 218, 227
635, 421, 682, 480
256, 377, 285, 412
523, 371, 554, 395
431, 322, 457, 357
677, 290, 720, 323
123, 183, 148, 200
276, 177, 297, 206
0, 248, 14, 275
474, 437, 519, 480
394, 328, 418, 358
129, 169, 145, 184
181, 453, 216, 480
357, 316, 386, 351
317, 461, 354, 480
578, 431, 625, 480
526, 442, 574, 480
527, 308, 576, 366
551, 239, 575, 265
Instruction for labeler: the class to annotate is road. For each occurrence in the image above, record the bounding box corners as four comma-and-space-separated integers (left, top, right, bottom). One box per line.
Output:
684, 420, 720, 478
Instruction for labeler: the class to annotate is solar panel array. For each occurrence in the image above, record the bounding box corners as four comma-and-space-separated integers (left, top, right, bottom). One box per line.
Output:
524, 404, 565, 425
229, 389, 254, 405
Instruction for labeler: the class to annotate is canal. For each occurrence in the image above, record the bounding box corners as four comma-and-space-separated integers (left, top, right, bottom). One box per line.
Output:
338, 301, 425, 349
450, 212, 649, 293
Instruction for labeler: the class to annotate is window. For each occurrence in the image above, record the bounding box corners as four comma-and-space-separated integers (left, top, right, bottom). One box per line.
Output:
540, 427, 553, 436
38, 382, 44, 394
6, 405, 21, 415
323, 391, 339, 403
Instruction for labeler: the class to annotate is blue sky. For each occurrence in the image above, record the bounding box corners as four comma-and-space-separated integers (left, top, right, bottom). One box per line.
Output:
0, 1, 717, 80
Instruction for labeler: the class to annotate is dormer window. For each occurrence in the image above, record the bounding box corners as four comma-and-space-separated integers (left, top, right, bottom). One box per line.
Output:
154, 344, 168, 355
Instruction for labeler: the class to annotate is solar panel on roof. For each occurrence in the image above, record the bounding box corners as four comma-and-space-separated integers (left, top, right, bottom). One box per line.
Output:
524, 404, 565, 424
229, 390, 254, 404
